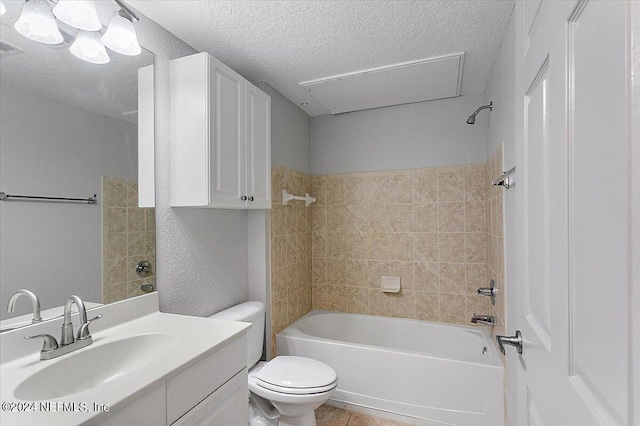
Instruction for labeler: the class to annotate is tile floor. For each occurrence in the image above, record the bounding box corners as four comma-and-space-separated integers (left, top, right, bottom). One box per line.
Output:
316, 405, 413, 426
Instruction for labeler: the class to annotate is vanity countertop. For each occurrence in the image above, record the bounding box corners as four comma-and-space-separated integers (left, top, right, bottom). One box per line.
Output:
0, 293, 250, 425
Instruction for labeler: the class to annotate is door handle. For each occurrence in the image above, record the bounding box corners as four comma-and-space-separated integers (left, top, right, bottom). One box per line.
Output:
496, 330, 523, 355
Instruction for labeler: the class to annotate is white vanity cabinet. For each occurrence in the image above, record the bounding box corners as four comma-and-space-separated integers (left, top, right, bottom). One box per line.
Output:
170, 52, 271, 209
98, 335, 248, 426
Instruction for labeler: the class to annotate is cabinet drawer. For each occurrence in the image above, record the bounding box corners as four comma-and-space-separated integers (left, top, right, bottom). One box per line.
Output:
172, 369, 248, 426
167, 335, 246, 424
99, 383, 166, 426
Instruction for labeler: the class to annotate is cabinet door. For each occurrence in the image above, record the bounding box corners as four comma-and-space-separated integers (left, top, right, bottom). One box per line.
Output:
209, 57, 246, 208
244, 82, 271, 209
172, 369, 248, 426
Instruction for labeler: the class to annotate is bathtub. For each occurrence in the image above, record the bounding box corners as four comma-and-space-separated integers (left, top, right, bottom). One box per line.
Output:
276, 311, 504, 426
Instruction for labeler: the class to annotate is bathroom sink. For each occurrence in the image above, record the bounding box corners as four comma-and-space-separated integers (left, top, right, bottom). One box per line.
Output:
14, 333, 177, 401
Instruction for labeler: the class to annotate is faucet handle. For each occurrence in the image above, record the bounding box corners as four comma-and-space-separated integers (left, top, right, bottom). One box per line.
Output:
25, 334, 59, 352
77, 315, 102, 340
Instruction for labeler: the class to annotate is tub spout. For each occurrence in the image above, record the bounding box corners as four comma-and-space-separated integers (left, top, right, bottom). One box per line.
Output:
471, 314, 495, 326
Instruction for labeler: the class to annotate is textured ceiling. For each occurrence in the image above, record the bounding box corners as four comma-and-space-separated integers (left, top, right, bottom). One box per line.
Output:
128, 0, 513, 116
0, 0, 153, 123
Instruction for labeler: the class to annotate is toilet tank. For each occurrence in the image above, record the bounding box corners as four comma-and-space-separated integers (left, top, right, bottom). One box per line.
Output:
209, 301, 265, 368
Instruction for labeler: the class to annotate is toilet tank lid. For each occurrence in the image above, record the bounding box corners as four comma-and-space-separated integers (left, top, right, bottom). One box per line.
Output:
209, 301, 265, 321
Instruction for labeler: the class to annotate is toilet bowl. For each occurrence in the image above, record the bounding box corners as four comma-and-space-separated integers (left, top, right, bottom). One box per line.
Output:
209, 302, 337, 426
250, 358, 337, 426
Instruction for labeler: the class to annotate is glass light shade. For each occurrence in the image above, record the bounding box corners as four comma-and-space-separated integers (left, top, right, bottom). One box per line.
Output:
101, 14, 141, 56
70, 30, 110, 64
1, 1, 6, 16
52, 0, 101, 31
14, 0, 63, 45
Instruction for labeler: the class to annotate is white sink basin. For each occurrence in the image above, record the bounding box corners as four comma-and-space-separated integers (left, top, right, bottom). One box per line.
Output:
14, 333, 177, 401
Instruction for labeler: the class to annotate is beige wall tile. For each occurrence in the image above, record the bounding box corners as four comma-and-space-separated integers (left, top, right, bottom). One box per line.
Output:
347, 287, 368, 314
440, 293, 468, 324
414, 203, 438, 232
465, 201, 486, 232
466, 232, 487, 263
326, 176, 347, 205
412, 169, 438, 203
368, 289, 390, 316
312, 231, 326, 258
327, 259, 347, 285
388, 170, 413, 204
439, 202, 465, 232
305, 160, 503, 332
272, 236, 287, 269
466, 263, 488, 294
439, 263, 466, 294
127, 232, 146, 256
413, 233, 438, 262
326, 206, 347, 233
415, 262, 439, 292
326, 232, 347, 259
327, 286, 348, 311
106, 208, 127, 233
415, 292, 440, 321
103, 177, 127, 207
311, 175, 326, 206
439, 233, 465, 262
464, 164, 486, 202
104, 232, 127, 259
346, 259, 368, 287
366, 204, 390, 233
389, 204, 413, 232
389, 290, 414, 318
367, 172, 390, 205
437, 168, 464, 201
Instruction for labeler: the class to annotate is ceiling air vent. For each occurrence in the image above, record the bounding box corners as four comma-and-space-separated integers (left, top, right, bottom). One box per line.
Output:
0, 40, 25, 58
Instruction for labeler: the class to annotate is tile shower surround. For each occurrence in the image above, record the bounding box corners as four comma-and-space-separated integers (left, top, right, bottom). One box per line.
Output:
269, 160, 506, 354
311, 164, 493, 324
102, 177, 156, 304
269, 166, 313, 356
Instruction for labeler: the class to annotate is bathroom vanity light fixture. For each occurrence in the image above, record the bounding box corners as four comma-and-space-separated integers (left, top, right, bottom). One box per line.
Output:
466, 101, 493, 125
14, 0, 63, 44
52, 0, 101, 31
13, 0, 141, 63
70, 30, 110, 64
101, 11, 140, 56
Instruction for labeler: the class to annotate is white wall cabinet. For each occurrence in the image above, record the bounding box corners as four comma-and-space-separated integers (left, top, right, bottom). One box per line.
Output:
170, 52, 271, 209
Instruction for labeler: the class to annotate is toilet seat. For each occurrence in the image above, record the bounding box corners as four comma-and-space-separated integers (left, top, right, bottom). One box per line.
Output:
255, 356, 337, 395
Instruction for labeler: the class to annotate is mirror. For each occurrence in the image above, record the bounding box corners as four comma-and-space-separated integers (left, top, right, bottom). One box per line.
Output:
0, 0, 155, 329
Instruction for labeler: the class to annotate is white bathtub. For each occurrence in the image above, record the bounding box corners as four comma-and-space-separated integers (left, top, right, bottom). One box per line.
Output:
276, 311, 504, 426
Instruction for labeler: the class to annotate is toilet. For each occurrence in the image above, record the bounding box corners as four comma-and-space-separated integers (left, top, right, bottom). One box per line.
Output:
210, 301, 337, 426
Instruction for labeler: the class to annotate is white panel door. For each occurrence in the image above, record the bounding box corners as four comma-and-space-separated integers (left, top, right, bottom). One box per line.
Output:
511, 1, 635, 425
209, 57, 245, 207
245, 81, 271, 210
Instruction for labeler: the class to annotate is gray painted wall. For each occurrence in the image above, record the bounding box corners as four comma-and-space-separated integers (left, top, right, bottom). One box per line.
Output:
0, 86, 136, 319
257, 82, 311, 174
310, 93, 487, 175
137, 17, 249, 317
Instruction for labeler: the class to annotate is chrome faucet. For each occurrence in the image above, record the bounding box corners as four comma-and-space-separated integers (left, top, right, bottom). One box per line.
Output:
61, 295, 87, 345
7, 289, 42, 324
25, 295, 102, 360
471, 313, 495, 326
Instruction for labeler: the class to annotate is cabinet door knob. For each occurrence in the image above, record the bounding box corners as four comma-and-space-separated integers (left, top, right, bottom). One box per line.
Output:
240, 196, 248, 201
248, 196, 254, 202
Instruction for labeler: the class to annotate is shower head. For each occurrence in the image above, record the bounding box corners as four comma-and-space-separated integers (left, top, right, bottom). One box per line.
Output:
466, 102, 493, 125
